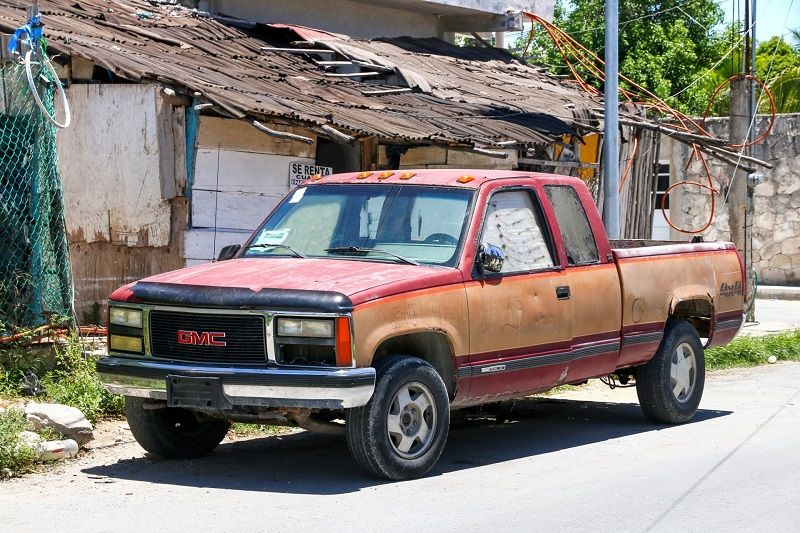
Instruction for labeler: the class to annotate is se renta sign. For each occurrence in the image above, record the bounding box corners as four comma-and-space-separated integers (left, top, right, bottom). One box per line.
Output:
289, 162, 333, 187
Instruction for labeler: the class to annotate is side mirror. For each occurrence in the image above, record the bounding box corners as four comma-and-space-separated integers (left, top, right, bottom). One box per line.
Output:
217, 244, 241, 261
477, 242, 505, 275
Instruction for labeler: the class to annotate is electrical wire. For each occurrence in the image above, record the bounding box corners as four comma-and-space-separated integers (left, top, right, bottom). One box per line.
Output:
522, 11, 778, 236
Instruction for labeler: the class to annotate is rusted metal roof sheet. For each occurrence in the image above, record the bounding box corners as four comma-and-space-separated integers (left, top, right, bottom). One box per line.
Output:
0, 0, 599, 148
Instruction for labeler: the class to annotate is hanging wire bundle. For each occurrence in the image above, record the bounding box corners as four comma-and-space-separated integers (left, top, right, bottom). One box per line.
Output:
0, 14, 73, 334
521, 11, 776, 235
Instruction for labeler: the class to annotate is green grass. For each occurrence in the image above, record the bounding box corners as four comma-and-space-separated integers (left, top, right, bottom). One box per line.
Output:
229, 423, 292, 438
40, 334, 124, 423
705, 329, 800, 370
1, 333, 123, 423
0, 408, 39, 478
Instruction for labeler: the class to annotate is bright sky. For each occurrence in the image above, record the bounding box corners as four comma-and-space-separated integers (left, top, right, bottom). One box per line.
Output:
717, 0, 799, 42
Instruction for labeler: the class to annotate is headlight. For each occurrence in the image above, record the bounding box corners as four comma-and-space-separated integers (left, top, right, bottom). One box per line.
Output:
277, 318, 334, 338
109, 307, 143, 329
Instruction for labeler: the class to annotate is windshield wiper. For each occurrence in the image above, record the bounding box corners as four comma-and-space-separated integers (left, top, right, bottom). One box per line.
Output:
325, 246, 420, 266
244, 243, 307, 258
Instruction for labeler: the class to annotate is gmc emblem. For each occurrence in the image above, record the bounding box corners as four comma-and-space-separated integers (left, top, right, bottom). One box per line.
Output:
177, 330, 227, 347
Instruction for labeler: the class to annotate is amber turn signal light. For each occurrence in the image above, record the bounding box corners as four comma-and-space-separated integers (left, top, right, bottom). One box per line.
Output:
109, 335, 143, 354
336, 317, 353, 367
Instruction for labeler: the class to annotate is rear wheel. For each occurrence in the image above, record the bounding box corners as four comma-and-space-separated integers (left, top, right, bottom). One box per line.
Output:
346, 356, 450, 480
636, 320, 705, 424
125, 397, 230, 458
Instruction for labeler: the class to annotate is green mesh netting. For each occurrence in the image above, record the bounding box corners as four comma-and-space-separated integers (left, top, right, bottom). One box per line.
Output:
0, 51, 73, 333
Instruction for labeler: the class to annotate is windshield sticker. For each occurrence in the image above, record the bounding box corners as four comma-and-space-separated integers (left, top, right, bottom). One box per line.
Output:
254, 229, 290, 246
288, 188, 306, 204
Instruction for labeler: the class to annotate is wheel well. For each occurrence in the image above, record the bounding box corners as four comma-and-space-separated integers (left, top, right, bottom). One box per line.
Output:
670, 299, 713, 338
372, 331, 457, 399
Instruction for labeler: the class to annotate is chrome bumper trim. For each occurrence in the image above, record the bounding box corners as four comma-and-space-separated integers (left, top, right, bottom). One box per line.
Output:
97, 356, 375, 409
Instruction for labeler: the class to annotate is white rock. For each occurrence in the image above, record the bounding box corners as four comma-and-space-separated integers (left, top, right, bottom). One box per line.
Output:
780, 236, 800, 257
769, 254, 792, 269
24, 403, 94, 445
768, 355, 778, 364
17, 430, 43, 448
777, 173, 800, 195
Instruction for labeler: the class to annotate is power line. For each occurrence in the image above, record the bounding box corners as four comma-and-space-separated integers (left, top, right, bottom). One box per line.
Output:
560, 0, 730, 37
723, 0, 794, 205
669, 24, 750, 97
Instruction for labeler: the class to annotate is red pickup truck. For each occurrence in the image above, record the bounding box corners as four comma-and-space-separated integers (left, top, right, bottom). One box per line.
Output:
98, 170, 744, 480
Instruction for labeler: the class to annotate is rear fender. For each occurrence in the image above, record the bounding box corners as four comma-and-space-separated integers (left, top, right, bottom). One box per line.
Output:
668, 287, 715, 340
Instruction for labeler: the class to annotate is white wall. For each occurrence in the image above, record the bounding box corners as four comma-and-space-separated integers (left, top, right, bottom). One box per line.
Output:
184, 117, 317, 264
57, 84, 172, 247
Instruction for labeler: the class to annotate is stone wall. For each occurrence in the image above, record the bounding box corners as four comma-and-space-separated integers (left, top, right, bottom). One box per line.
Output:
662, 113, 800, 286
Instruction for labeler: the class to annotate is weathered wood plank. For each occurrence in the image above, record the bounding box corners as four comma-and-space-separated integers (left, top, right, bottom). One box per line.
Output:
58, 84, 171, 247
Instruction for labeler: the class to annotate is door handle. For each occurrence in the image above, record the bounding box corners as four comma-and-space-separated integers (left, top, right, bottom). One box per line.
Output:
556, 286, 571, 300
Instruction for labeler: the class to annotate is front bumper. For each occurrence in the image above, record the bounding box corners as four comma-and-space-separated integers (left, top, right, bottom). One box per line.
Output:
97, 356, 376, 409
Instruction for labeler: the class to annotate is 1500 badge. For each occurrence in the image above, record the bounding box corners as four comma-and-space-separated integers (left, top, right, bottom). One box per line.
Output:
481, 364, 507, 374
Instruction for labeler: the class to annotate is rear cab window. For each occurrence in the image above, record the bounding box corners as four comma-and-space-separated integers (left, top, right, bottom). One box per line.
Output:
543, 185, 599, 266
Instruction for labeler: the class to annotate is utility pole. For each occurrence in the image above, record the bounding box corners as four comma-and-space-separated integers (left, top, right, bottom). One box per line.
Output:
602, 0, 620, 239
729, 1, 756, 322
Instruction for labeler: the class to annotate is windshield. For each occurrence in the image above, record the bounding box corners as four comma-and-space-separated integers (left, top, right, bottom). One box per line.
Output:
242, 184, 475, 267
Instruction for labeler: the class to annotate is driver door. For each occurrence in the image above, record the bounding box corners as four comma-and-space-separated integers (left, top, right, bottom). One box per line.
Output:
464, 188, 572, 402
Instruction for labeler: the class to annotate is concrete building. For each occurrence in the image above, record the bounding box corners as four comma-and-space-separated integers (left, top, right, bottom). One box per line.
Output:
190, 0, 554, 39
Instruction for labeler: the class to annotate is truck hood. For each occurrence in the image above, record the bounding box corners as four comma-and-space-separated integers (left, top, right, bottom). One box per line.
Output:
113, 257, 463, 308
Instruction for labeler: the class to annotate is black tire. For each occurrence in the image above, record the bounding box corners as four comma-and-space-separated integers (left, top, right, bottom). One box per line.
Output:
346, 356, 450, 480
125, 397, 230, 459
636, 319, 705, 424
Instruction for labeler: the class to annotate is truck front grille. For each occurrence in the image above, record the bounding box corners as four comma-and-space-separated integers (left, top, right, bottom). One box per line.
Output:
149, 310, 267, 365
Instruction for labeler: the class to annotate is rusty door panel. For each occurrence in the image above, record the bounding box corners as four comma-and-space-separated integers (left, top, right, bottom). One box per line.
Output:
462, 272, 572, 402
563, 263, 623, 381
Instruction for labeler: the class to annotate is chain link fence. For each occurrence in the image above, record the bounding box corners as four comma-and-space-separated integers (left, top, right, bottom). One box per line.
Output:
0, 50, 73, 334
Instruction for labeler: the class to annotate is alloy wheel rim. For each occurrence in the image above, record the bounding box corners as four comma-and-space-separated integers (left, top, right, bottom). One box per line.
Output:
386, 381, 437, 459
670, 342, 697, 403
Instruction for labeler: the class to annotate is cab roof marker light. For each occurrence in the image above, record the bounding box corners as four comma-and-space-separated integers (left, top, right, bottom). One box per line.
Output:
356, 171, 374, 179
310, 173, 323, 181
456, 175, 476, 183
399, 172, 416, 180
377, 171, 394, 180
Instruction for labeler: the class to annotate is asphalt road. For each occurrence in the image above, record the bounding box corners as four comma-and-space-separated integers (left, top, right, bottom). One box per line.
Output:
3, 363, 799, 533
741, 298, 800, 336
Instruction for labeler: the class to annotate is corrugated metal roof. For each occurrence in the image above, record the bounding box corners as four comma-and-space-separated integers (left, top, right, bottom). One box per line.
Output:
0, 0, 600, 148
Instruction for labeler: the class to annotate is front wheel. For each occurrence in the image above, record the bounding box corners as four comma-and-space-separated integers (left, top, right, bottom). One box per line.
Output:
125, 397, 230, 458
346, 356, 450, 480
636, 320, 705, 424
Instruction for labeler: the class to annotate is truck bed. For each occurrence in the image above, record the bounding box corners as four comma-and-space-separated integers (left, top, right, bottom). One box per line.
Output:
610, 239, 737, 259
